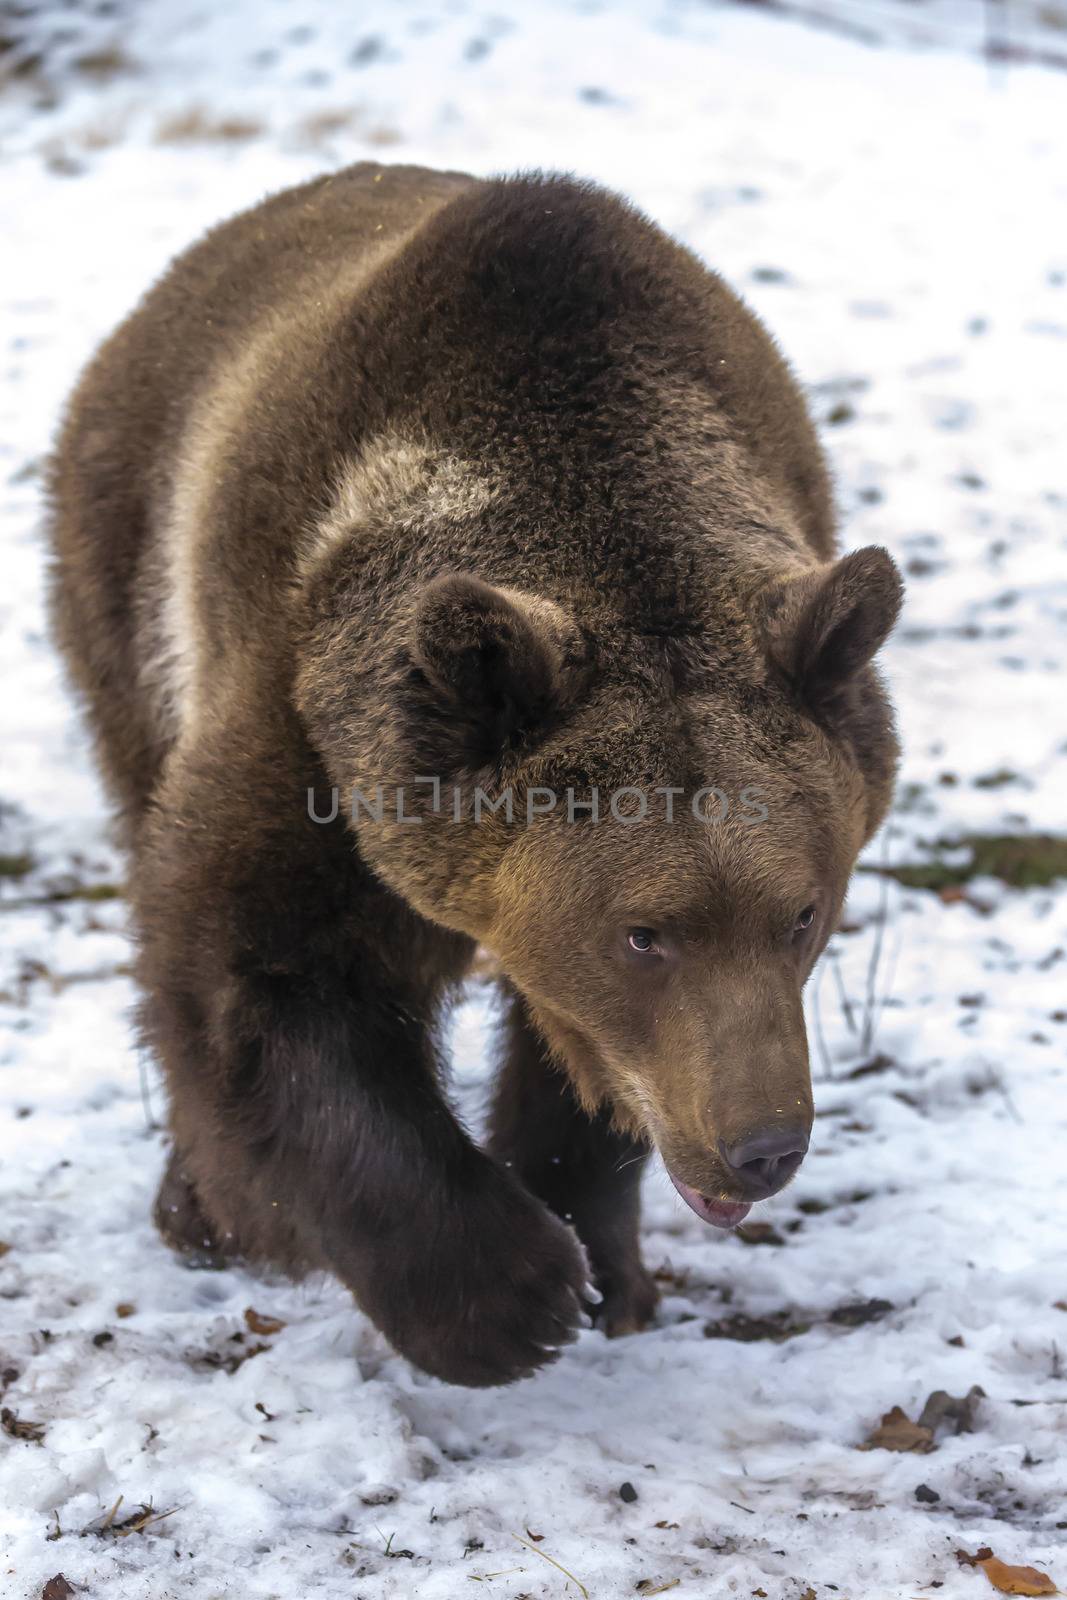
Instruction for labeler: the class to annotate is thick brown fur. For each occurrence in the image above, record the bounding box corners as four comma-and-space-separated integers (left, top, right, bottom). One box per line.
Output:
48, 163, 902, 1385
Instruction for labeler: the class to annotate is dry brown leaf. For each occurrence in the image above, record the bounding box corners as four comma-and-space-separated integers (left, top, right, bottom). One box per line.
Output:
860, 1405, 934, 1453
862, 1387, 981, 1453
115, 1302, 136, 1318
977, 1555, 1058, 1596
41, 1579, 75, 1600
0, 1241, 12, 1258
636, 1582, 680, 1596
735, 1221, 785, 1247
244, 1307, 286, 1336
937, 885, 993, 913
917, 1386, 984, 1436
189, 1334, 268, 1375
1, 1405, 45, 1443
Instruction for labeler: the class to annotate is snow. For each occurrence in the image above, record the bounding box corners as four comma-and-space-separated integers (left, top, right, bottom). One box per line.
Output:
2, 2, 1066, 1596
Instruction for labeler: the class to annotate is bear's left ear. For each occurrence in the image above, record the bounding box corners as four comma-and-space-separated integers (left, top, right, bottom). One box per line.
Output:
761, 546, 903, 711
409, 574, 582, 767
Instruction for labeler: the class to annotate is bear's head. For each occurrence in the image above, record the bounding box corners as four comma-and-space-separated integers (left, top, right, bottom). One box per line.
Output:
300, 547, 902, 1227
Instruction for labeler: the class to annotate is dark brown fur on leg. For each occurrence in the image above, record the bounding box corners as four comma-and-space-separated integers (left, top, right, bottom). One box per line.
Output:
490, 987, 658, 1337
135, 728, 591, 1387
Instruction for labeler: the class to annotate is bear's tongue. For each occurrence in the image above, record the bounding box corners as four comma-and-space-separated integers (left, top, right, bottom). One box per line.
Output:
668, 1170, 751, 1230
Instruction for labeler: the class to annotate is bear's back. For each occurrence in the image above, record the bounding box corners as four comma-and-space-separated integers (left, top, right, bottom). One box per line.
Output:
47, 164, 835, 823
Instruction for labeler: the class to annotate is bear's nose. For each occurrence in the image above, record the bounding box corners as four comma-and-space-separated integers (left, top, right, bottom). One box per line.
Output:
718, 1127, 809, 1198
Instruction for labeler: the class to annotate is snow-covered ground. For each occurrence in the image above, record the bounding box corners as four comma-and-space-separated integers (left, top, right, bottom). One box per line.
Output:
3, 3, 1066, 1597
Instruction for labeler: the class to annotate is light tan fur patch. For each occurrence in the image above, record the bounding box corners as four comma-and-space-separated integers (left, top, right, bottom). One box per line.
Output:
298, 432, 498, 586
140, 232, 437, 743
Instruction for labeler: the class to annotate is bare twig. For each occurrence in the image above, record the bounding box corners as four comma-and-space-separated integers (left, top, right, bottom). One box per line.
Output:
830, 950, 860, 1037
989, 1065, 1023, 1125
138, 1049, 158, 1133
875, 882, 904, 1035
812, 959, 834, 1081
985, 0, 1007, 70
860, 857, 891, 1055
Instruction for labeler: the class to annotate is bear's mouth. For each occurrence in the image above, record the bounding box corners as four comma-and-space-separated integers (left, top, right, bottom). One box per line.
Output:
667, 1169, 751, 1229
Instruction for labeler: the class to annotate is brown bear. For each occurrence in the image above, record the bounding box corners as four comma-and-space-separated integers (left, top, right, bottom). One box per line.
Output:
47, 163, 902, 1386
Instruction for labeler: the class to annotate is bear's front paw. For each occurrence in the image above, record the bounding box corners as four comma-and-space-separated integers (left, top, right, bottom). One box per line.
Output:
371, 1166, 593, 1387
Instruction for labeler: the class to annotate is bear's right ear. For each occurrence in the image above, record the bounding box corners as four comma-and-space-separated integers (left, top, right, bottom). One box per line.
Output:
408, 574, 581, 769
760, 546, 903, 715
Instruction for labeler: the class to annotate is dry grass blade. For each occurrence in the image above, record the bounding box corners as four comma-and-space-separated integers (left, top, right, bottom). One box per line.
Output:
101, 1495, 123, 1530
125, 1506, 178, 1535
82, 1496, 178, 1539
513, 1534, 589, 1599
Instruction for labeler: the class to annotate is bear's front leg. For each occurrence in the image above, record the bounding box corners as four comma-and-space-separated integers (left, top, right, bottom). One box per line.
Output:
489, 987, 659, 1338
136, 764, 592, 1387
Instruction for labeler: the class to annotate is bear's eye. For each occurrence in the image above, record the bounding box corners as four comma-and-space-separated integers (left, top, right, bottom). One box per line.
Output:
793, 905, 816, 935
627, 928, 658, 954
